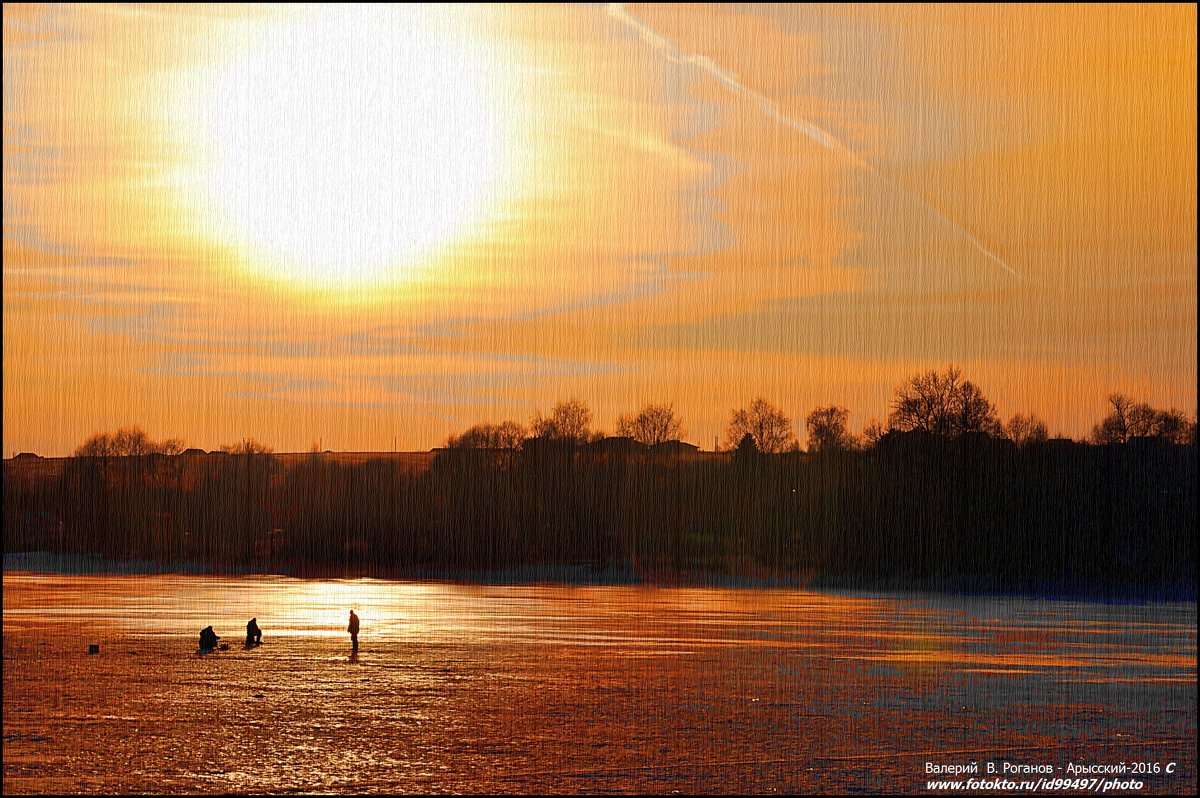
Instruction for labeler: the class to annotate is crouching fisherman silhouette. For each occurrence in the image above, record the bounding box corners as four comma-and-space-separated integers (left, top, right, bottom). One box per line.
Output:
246, 618, 262, 647
199, 626, 220, 652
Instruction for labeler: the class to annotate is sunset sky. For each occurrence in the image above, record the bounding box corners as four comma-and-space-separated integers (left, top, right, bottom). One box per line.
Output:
4, 3, 1196, 456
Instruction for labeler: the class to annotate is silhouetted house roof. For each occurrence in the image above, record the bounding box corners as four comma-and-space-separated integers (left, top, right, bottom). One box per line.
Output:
649, 440, 699, 458
955, 431, 1014, 453
1025, 437, 1085, 462
1125, 435, 1176, 450
875, 429, 955, 462
14, 452, 41, 459
520, 436, 578, 466
585, 436, 648, 456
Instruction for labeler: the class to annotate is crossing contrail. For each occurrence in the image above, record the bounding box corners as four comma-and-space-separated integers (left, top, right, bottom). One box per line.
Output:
606, 3, 1020, 279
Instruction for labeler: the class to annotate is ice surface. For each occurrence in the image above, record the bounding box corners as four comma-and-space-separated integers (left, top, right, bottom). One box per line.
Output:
3, 574, 1195, 794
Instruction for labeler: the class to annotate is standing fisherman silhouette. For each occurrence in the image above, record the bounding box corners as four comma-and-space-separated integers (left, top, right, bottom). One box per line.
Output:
348, 610, 360, 651
245, 618, 262, 647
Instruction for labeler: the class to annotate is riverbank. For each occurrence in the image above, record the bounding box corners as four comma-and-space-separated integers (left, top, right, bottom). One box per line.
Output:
5, 551, 1195, 603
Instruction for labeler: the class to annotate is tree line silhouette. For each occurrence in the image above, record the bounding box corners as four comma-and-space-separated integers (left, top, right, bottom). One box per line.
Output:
4, 367, 1195, 597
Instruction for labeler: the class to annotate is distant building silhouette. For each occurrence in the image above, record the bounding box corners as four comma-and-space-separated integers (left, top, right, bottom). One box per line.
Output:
649, 440, 700, 461
585, 436, 648, 456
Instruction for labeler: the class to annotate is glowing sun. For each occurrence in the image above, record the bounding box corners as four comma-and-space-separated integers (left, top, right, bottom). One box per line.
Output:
188, 5, 513, 289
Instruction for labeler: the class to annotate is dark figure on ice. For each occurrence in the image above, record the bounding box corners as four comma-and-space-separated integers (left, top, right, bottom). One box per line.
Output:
246, 618, 262, 647
199, 626, 220, 651
348, 610, 360, 651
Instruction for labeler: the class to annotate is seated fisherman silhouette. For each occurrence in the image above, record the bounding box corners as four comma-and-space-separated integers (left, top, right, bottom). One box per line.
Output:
199, 626, 220, 651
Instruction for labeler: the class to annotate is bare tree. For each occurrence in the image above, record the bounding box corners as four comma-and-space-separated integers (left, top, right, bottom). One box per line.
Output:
1092, 394, 1196, 444
74, 432, 116, 458
447, 421, 528, 449
887, 367, 1001, 438
1153, 409, 1198, 444
112, 427, 157, 456
805, 406, 859, 452
494, 421, 528, 449
73, 426, 187, 457
1093, 394, 1136, 444
1005, 413, 1049, 446
861, 419, 887, 448
616, 403, 684, 446
723, 398, 796, 453
220, 438, 275, 455
531, 399, 594, 445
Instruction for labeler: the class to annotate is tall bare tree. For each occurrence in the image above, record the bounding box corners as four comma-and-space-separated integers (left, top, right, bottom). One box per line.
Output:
1091, 394, 1195, 444
447, 421, 527, 449
887, 367, 1001, 438
74, 432, 116, 458
861, 419, 887, 448
73, 426, 187, 457
1005, 413, 1049, 446
805, 406, 859, 452
616, 403, 684, 446
531, 399, 594, 445
723, 398, 796, 453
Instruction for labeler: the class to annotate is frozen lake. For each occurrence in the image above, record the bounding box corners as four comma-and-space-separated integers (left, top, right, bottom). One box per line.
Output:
2, 573, 1195, 794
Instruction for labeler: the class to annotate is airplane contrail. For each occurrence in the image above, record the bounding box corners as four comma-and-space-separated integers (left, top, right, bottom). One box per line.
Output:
606, 3, 1021, 279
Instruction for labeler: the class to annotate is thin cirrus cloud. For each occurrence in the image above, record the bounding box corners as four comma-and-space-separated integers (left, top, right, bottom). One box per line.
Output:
607, 2, 1020, 280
